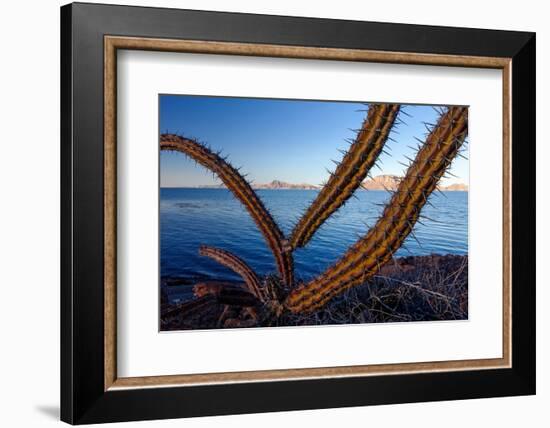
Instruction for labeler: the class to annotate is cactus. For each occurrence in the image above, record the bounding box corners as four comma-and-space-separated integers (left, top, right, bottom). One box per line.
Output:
284, 106, 468, 313
160, 103, 468, 324
290, 104, 400, 249
161, 135, 294, 287
199, 245, 264, 300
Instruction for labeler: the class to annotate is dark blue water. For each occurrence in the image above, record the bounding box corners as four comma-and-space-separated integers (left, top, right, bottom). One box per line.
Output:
160, 188, 467, 283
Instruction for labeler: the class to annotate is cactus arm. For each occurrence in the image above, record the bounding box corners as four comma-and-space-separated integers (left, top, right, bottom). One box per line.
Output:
285, 106, 468, 313
198, 245, 264, 300
289, 104, 401, 249
161, 134, 294, 287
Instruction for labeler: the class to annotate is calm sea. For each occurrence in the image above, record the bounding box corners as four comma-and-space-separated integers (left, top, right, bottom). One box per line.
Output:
160, 188, 468, 285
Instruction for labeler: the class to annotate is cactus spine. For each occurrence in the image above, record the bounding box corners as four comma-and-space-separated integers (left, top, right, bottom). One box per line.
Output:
161, 135, 294, 287
199, 245, 264, 300
284, 106, 468, 313
290, 104, 400, 249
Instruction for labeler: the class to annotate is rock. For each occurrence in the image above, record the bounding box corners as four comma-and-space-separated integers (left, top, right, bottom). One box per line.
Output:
361, 175, 401, 190
442, 183, 468, 191
361, 175, 468, 192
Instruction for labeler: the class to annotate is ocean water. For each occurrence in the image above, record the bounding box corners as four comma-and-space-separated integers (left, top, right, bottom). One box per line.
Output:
160, 188, 468, 284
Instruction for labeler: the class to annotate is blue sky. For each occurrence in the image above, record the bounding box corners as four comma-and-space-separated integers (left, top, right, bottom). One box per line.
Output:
160, 95, 468, 187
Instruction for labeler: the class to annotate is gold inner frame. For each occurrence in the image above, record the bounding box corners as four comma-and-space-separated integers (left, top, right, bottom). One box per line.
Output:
104, 35, 512, 391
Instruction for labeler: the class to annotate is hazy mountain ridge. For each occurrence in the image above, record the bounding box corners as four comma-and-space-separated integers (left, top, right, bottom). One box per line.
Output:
197, 180, 320, 190
253, 180, 319, 190
361, 175, 468, 191
194, 175, 468, 191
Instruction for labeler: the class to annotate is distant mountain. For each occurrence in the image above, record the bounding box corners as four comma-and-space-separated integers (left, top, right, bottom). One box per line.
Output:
361, 175, 401, 190
197, 180, 320, 190
442, 183, 469, 191
253, 180, 319, 190
195, 176, 467, 191
361, 174, 468, 191
196, 184, 226, 189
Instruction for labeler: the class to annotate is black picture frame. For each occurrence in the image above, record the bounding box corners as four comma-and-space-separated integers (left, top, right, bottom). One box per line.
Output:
61, 2, 535, 424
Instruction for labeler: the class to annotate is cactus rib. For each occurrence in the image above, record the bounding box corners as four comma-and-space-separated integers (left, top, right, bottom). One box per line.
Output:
199, 245, 264, 301
284, 106, 468, 313
290, 104, 401, 249
161, 134, 294, 287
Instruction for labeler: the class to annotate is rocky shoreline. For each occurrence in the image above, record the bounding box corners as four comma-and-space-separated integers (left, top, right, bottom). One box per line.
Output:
161, 253, 468, 331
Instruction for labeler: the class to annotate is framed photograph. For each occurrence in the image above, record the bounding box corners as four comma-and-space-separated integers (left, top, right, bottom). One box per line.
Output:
61, 2, 535, 424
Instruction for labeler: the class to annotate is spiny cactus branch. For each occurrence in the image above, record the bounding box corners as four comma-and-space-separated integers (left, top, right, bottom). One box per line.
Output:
290, 104, 401, 249
199, 245, 264, 301
284, 106, 468, 313
161, 134, 294, 287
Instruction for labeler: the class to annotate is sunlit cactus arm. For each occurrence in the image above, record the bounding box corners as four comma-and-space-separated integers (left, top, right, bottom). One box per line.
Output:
161, 134, 294, 287
285, 106, 468, 313
289, 104, 401, 249
198, 245, 264, 301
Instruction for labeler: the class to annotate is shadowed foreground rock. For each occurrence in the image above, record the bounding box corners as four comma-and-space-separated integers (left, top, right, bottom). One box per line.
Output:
161, 254, 468, 331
